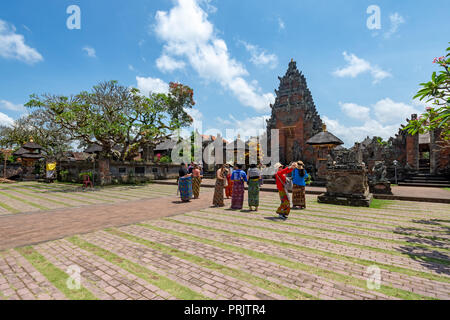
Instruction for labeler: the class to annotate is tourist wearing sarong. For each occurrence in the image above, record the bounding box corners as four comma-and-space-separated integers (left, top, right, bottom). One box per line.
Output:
292, 161, 308, 209
231, 164, 248, 210
178, 163, 193, 202
247, 164, 262, 211
274, 162, 296, 219
192, 164, 203, 199
225, 164, 233, 199
212, 165, 227, 207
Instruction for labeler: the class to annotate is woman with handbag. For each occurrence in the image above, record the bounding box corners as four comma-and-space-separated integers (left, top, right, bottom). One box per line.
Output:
247, 163, 261, 211
274, 162, 297, 219
230, 164, 248, 210
292, 161, 308, 209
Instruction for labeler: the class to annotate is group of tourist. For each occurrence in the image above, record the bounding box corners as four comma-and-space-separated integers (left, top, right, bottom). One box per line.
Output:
177, 160, 309, 220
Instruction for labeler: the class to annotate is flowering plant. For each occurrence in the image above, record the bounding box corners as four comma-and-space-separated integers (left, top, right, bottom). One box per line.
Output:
404, 43, 450, 145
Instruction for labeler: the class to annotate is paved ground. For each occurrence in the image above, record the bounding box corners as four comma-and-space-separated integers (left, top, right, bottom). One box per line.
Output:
0, 182, 449, 300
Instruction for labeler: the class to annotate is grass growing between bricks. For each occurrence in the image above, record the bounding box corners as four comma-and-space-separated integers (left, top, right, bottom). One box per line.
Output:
8, 189, 73, 207
370, 199, 397, 209
186, 213, 450, 267
15, 246, 97, 300
200, 209, 450, 251
138, 222, 434, 300
107, 228, 316, 300
160, 218, 450, 285
67, 236, 206, 300
0, 200, 19, 214
0, 191, 48, 210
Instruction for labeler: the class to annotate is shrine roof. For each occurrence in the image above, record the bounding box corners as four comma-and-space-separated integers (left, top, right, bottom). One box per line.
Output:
306, 131, 344, 146
22, 141, 43, 149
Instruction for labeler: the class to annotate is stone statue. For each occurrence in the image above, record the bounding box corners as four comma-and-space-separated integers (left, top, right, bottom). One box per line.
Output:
370, 161, 388, 183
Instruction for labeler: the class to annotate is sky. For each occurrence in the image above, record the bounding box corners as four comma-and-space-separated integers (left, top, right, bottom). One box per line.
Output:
0, 0, 449, 147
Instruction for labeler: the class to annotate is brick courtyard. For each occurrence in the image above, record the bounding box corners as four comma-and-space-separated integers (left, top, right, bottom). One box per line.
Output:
0, 182, 449, 300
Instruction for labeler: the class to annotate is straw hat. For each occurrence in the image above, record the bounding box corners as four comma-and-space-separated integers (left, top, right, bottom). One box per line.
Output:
273, 162, 283, 170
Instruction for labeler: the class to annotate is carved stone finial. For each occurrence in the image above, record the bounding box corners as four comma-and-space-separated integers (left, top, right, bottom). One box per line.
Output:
29, 136, 34, 143
322, 124, 327, 132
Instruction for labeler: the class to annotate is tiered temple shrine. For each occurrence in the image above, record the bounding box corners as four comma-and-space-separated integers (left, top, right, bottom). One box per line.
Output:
266, 59, 325, 166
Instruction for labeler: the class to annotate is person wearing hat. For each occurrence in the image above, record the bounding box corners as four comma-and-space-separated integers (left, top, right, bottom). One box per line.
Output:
212, 164, 227, 207
292, 161, 309, 209
274, 162, 297, 219
230, 163, 248, 210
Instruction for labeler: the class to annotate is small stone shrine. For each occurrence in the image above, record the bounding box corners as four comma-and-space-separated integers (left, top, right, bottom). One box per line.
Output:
368, 161, 393, 194
318, 144, 373, 207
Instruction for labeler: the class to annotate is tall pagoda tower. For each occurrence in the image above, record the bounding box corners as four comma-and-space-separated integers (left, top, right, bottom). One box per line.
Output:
266, 59, 323, 165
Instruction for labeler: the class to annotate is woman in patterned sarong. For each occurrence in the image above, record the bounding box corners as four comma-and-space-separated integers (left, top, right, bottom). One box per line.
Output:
212, 165, 227, 207
178, 163, 193, 202
292, 161, 308, 209
247, 164, 261, 211
231, 164, 248, 210
274, 162, 296, 219
192, 164, 203, 199
225, 164, 233, 199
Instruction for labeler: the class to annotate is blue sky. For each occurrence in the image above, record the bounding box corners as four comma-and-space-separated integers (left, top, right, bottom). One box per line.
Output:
1, 0, 449, 146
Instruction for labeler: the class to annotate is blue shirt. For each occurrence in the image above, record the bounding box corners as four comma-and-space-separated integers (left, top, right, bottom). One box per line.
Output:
231, 169, 248, 182
292, 168, 309, 186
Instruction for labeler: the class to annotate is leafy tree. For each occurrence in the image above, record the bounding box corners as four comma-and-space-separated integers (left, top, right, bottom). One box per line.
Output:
404, 43, 450, 144
0, 109, 72, 157
25, 80, 195, 160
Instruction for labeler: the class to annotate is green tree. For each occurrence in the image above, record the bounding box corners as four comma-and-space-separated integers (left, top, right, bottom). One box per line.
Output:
0, 109, 72, 157
404, 43, 450, 144
25, 80, 195, 160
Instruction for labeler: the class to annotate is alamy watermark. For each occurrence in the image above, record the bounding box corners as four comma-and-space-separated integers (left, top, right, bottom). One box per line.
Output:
366, 265, 381, 290
366, 5, 381, 30
169, 122, 280, 174
66, 5, 81, 30
66, 265, 81, 290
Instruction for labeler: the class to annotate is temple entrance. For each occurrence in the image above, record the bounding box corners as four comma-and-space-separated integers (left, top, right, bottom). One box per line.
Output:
419, 133, 430, 173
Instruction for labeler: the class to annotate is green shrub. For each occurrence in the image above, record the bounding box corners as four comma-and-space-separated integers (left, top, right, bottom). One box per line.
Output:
160, 155, 171, 163
79, 172, 93, 180
59, 170, 69, 182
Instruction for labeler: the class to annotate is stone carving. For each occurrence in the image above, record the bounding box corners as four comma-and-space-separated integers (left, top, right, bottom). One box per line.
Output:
368, 161, 392, 195
318, 146, 373, 207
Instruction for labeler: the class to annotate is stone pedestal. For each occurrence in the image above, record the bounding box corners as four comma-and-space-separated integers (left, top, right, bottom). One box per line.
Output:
369, 182, 392, 195
318, 146, 373, 207
318, 168, 373, 207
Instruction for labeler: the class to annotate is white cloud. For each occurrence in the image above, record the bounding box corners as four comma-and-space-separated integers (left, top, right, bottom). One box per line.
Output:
153, 0, 274, 112
333, 52, 391, 84
82, 46, 96, 58
156, 54, 186, 73
185, 108, 203, 124
136, 76, 169, 95
240, 41, 278, 69
339, 102, 370, 121
373, 98, 421, 124
278, 17, 285, 30
0, 100, 26, 113
0, 19, 43, 64
0, 112, 14, 127
325, 98, 422, 147
128, 64, 135, 71
323, 115, 399, 147
384, 13, 405, 39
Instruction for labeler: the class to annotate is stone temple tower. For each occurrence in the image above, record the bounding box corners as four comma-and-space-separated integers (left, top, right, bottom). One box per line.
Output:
266, 59, 323, 165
